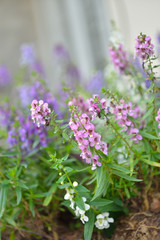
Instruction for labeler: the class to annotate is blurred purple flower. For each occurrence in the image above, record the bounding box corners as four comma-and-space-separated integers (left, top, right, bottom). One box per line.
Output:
0, 105, 13, 129
31, 61, 45, 76
132, 57, 151, 88
0, 66, 11, 87
156, 33, 160, 55
87, 71, 105, 94
133, 57, 147, 78
7, 114, 49, 155
18, 85, 31, 107
20, 44, 36, 66
145, 80, 151, 89
53, 44, 69, 62
7, 128, 17, 146
19, 81, 60, 115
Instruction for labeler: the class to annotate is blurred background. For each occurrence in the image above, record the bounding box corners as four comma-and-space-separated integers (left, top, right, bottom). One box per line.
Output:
0, 0, 160, 92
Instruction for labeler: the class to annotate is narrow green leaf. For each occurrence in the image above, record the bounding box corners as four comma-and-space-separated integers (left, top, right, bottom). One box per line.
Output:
90, 198, 113, 207
141, 106, 153, 120
17, 181, 28, 189
75, 195, 85, 211
0, 184, 8, 218
107, 163, 134, 174
141, 159, 160, 167
43, 183, 57, 206
84, 209, 95, 240
29, 199, 35, 217
92, 167, 110, 200
76, 185, 90, 193
43, 195, 53, 207
16, 187, 22, 205
140, 132, 159, 140
112, 170, 141, 182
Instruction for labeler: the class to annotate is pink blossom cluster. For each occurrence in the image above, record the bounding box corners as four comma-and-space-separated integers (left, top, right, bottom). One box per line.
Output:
68, 95, 89, 114
113, 100, 142, 143
87, 94, 109, 120
155, 109, 160, 136
135, 33, 154, 60
69, 113, 108, 170
30, 100, 51, 127
109, 44, 129, 74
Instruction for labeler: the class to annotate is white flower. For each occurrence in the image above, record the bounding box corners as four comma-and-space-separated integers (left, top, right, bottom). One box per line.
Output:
73, 181, 78, 187
74, 197, 90, 224
80, 213, 89, 224
64, 188, 75, 201
75, 206, 85, 217
70, 199, 75, 210
95, 212, 114, 230
109, 31, 124, 49
95, 214, 105, 230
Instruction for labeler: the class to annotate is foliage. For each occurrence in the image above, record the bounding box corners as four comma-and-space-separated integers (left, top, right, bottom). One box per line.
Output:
0, 32, 160, 240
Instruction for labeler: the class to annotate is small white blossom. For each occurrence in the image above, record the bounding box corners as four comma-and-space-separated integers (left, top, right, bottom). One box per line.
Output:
64, 188, 75, 200
109, 31, 124, 49
80, 213, 89, 224
70, 199, 75, 210
75, 206, 85, 217
95, 212, 114, 230
73, 181, 78, 187
64, 186, 91, 225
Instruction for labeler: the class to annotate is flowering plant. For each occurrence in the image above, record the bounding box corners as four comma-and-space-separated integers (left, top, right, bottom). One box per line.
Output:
1, 33, 160, 240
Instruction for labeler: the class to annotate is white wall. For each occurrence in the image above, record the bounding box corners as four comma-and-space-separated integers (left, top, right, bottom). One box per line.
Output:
107, 0, 160, 52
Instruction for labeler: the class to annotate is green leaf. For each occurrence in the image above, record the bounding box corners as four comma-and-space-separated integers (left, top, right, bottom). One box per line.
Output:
140, 132, 159, 140
141, 159, 160, 167
16, 187, 22, 205
99, 202, 123, 212
29, 199, 35, 217
107, 163, 134, 174
0, 184, 8, 218
112, 170, 141, 182
92, 168, 110, 201
75, 195, 85, 211
9, 231, 16, 240
62, 132, 69, 141
141, 106, 154, 120
5, 217, 17, 227
84, 209, 95, 240
90, 198, 113, 207
43, 183, 57, 206
76, 185, 90, 193
0, 151, 18, 157
17, 181, 28, 189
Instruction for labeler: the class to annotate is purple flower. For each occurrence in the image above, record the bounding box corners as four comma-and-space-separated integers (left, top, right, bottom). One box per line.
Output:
87, 71, 105, 94
7, 128, 17, 146
0, 66, 11, 87
19, 81, 60, 115
20, 44, 36, 65
53, 44, 69, 62
31, 61, 45, 77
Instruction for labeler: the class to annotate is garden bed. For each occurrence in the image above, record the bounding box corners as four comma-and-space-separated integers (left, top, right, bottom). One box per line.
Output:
2, 190, 160, 240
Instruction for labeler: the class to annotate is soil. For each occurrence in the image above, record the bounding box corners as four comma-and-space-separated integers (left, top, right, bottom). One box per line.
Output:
2, 190, 160, 240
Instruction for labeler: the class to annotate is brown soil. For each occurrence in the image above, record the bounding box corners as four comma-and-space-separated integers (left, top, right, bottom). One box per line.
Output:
2, 191, 160, 240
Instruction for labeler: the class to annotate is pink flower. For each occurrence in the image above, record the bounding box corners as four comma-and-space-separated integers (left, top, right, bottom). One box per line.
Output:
129, 128, 142, 143
109, 44, 129, 73
30, 99, 51, 127
135, 33, 154, 60
89, 133, 101, 149
92, 155, 101, 170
